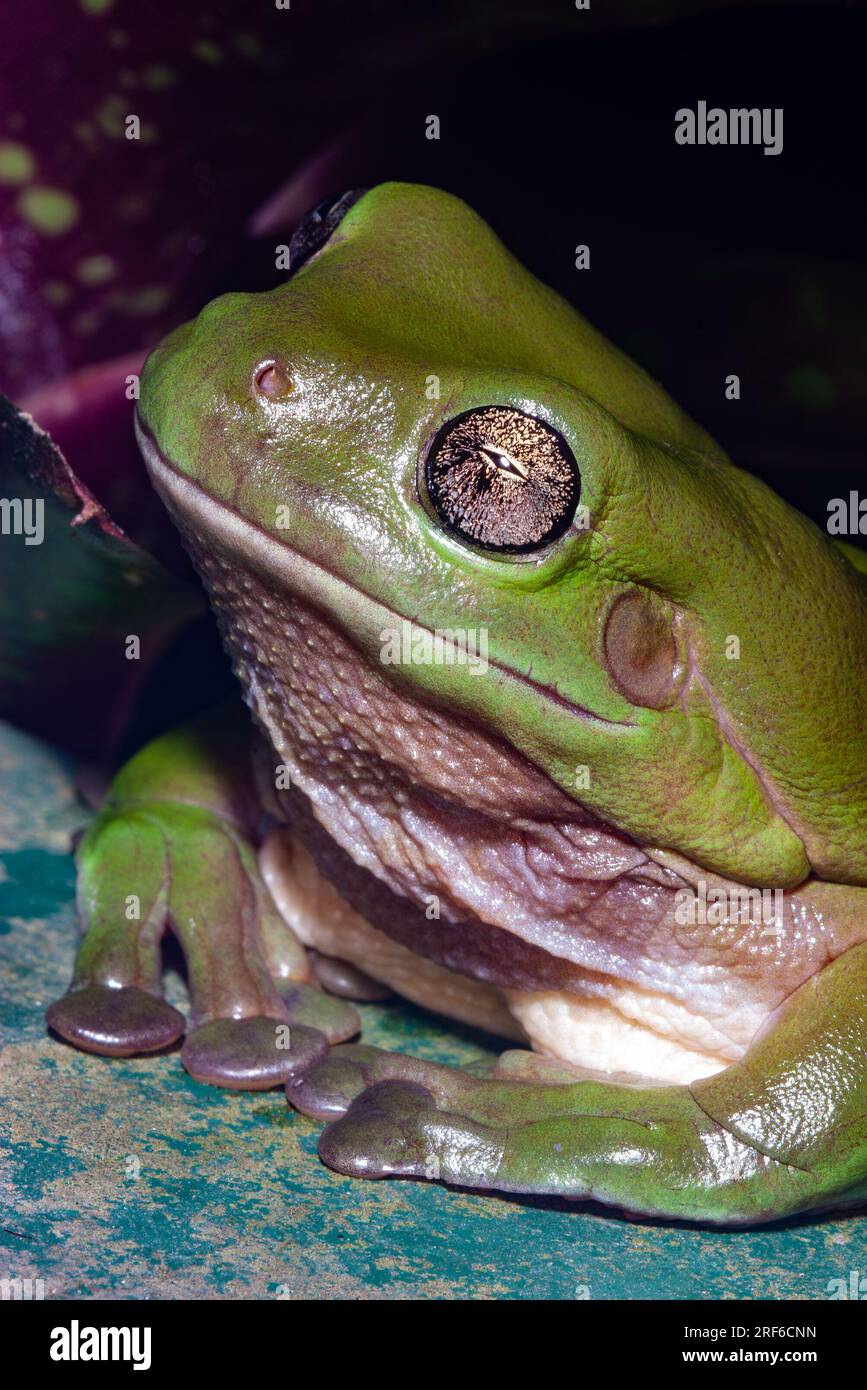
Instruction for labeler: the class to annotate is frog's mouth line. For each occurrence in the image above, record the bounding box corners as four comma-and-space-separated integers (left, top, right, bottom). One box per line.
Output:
137, 420, 635, 734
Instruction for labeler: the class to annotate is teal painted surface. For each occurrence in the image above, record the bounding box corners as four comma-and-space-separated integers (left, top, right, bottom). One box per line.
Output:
1, 719, 865, 1300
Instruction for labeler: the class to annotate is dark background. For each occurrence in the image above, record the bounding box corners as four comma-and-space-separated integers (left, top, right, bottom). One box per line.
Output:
277, 1, 865, 525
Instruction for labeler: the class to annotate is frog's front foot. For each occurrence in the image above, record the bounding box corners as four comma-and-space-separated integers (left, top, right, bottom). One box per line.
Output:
289, 944, 867, 1224
47, 707, 361, 1088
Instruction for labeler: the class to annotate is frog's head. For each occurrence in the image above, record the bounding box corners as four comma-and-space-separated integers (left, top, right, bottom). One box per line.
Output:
137, 182, 867, 890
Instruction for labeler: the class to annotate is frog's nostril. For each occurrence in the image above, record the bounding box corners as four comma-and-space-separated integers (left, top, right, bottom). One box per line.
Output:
288, 189, 367, 274
253, 359, 294, 400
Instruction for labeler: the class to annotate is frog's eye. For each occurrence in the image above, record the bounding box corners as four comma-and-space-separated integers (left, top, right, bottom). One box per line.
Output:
288, 189, 367, 274
424, 406, 581, 554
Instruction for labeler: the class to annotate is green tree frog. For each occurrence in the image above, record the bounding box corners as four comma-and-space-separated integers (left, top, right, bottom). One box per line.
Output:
48, 184, 867, 1225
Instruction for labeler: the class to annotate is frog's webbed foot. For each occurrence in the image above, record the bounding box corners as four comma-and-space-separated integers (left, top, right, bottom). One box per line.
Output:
47, 706, 360, 1088
288, 944, 867, 1223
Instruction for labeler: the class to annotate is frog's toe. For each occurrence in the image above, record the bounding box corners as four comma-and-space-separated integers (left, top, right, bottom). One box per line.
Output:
308, 950, 393, 1002
318, 1080, 504, 1184
181, 1016, 328, 1090
47, 808, 180, 1058
491, 1049, 588, 1084
178, 969, 355, 1092
47, 984, 185, 1057
286, 1044, 485, 1120
285, 1043, 386, 1118
276, 980, 361, 1044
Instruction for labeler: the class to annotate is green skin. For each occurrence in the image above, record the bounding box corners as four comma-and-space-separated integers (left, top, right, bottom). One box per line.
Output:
47, 184, 867, 1224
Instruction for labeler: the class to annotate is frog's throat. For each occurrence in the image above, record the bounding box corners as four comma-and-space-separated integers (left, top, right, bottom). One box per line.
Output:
137, 420, 633, 735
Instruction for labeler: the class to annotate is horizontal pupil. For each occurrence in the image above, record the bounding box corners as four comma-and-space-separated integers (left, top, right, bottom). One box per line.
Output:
426, 407, 580, 554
